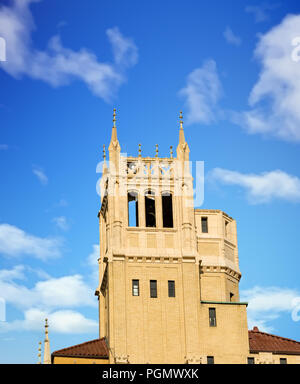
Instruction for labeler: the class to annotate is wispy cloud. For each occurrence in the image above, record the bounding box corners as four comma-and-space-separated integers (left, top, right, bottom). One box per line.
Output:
210, 168, 300, 203
0, 0, 138, 101
0, 144, 9, 150
0, 224, 62, 260
52, 216, 69, 231
0, 264, 97, 334
241, 286, 300, 333
232, 14, 300, 141
32, 166, 48, 185
0, 266, 95, 310
179, 60, 222, 124
245, 3, 280, 23
223, 26, 242, 46
0, 308, 98, 334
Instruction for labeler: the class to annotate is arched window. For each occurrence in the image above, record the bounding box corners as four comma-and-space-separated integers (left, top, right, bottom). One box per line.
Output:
128, 191, 139, 227
145, 190, 156, 227
162, 192, 173, 228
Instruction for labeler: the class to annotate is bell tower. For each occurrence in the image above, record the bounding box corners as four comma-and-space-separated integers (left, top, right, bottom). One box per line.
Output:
97, 110, 203, 363
96, 109, 249, 364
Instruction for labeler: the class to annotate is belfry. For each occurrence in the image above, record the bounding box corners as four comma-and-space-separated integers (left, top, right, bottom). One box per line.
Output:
51, 110, 300, 364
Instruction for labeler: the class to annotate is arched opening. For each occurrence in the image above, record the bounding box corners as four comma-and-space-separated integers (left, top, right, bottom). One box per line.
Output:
145, 190, 156, 227
128, 191, 139, 227
162, 192, 173, 228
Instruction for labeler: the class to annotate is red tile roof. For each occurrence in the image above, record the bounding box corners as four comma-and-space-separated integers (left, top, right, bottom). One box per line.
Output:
249, 326, 300, 355
52, 338, 109, 361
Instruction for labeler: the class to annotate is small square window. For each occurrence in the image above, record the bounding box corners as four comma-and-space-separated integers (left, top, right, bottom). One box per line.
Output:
280, 358, 287, 364
247, 357, 255, 364
150, 280, 157, 298
168, 280, 175, 297
207, 356, 214, 364
201, 217, 208, 233
132, 280, 139, 296
209, 308, 217, 327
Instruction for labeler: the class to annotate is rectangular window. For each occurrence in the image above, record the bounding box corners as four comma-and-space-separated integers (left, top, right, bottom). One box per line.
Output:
150, 280, 157, 298
209, 308, 217, 327
162, 193, 173, 228
225, 220, 229, 236
128, 192, 139, 227
280, 358, 287, 364
168, 280, 175, 297
207, 356, 214, 364
132, 280, 139, 296
201, 217, 208, 233
247, 357, 255, 364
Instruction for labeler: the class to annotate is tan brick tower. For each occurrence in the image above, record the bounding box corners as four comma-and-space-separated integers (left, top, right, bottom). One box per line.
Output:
96, 110, 249, 364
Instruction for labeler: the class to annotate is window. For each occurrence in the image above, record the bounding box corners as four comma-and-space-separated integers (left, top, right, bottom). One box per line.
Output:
168, 280, 175, 297
162, 193, 173, 228
225, 220, 229, 236
145, 191, 156, 227
150, 280, 157, 298
132, 280, 139, 296
128, 192, 139, 227
247, 357, 255, 364
207, 356, 214, 365
201, 217, 208, 233
209, 308, 216, 327
280, 358, 287, 364
230, 292, 234, 302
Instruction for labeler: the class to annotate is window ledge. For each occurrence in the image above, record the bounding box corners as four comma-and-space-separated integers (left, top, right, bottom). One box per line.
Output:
201, 300, 248, 307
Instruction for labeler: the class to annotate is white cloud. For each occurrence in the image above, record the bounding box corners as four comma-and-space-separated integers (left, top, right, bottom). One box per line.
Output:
210, 168, 300, 203
32, 166, 48, 185
0, 223, 62, 260
245, 3, 280, 23
241, 286, 300, 333
0, 267, 95, 310
0, 308, 98, 334
52, 216, 69, 231
0, 0, 138, 101
223, 27, 241, 46
233, 14, 300, 141
179, 60, 222, 124
0, 265, 25, 281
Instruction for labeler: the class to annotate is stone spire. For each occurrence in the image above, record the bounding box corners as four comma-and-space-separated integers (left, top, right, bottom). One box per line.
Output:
43, 318, 51, 364
108, 108, 121, 175
108, 108, 120, 151
38, 341, 42, 364
176, 111, 190, 162
179, 111, 185, 144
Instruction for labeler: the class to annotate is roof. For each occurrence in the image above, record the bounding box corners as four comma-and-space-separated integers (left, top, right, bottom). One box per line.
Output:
51, 338, 109, 361
249, 326, 300, 355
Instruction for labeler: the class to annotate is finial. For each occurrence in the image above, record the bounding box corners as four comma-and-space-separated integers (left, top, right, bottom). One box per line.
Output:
155, 144, 158, 158
113, 108, 116, 127
170, 145, 173, 158
38, 341, 42, 364
179, 111, 183, 130
103, 144, 106, 160
138, 143, 141, 157
43, 318, 51, 364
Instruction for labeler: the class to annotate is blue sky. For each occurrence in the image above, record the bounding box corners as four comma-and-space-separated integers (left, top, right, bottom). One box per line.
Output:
1, 0, 300, 363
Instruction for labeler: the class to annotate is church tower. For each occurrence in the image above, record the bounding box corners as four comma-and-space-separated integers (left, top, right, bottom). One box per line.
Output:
96, 110, 250, 364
